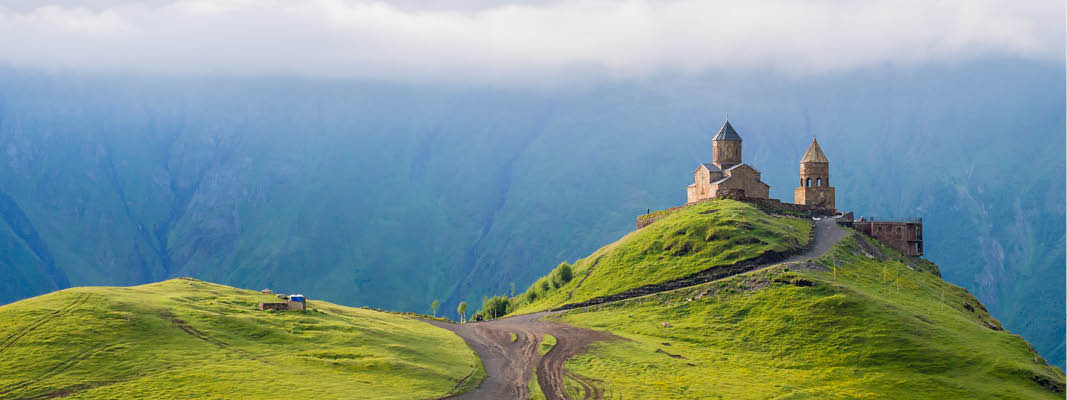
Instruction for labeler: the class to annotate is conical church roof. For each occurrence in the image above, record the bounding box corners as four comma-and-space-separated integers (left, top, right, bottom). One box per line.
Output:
713, 120, 742, 141
801, 138, 829, 163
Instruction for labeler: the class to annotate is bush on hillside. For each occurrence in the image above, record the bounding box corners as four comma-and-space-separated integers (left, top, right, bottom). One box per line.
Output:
552, 262, 574, 287
508, 261, 577, 314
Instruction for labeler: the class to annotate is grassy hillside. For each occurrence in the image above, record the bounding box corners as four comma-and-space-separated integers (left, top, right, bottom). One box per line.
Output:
510, 200, 810, 314
552, 233, 1065, 398
0, 278, 482, 399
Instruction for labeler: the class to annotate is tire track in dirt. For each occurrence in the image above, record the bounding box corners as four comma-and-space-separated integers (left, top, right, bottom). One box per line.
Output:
0, 294, 90, 356
429, 313, 614, 400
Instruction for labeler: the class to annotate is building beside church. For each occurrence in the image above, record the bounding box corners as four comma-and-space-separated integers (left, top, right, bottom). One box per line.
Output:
686, 120, 771, 203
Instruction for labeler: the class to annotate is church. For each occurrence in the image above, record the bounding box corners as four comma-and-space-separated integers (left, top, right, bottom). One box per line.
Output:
685, 120, 771, 203
685, 119, 836, 211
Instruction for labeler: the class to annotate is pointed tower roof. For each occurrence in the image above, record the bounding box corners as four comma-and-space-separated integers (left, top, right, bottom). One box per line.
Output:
801, 138, 829, 163
713, 120, 742, 141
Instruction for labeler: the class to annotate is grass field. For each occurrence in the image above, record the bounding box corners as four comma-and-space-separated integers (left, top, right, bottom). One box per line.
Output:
511, 200, 811, 314
554, 234, 1065, 399
539, 334, 557, 356
0, 278, 482, 399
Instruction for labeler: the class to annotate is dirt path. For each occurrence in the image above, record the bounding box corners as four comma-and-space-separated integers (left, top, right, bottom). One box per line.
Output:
433, 217, 846, 399
429, 312, 612, 400
782, 217, 846, 263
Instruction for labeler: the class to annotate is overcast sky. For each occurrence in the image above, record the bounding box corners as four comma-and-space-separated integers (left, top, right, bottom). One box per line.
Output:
1, 0, 1063, 84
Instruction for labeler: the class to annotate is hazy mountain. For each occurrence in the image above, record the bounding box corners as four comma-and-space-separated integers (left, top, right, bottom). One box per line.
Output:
0, 57, 1062, 366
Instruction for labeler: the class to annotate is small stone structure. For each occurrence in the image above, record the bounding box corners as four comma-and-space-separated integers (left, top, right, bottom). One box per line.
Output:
258, 294, 307, 311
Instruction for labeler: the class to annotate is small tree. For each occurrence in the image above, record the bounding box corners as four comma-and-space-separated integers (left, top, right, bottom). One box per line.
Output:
551, 262, 573, 288
481, 296, 510, 320
431, 299, 440, 318
457, 301, 467, 323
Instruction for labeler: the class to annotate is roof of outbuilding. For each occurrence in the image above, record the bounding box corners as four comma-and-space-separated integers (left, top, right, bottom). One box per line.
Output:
695, 163, 722, 173
713, 120, 742, 141
801, 138, 829, 163
725, 163, 761, 174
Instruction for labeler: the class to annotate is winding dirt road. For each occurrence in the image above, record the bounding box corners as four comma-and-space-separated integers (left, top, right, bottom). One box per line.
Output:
429, 312, 612, 400
433, 217, 845, 399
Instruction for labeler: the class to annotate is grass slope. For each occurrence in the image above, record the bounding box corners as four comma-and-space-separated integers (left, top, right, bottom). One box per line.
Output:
554, 234, 1065, 399
511, 200, 811, 314
0, 278, 481, 399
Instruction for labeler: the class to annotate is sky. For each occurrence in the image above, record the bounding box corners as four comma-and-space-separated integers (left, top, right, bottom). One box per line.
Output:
1, 0, 1064, 84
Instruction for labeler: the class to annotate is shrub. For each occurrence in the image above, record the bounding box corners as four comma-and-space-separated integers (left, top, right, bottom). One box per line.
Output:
556, 262, 574, 284
481, 296, 510, 320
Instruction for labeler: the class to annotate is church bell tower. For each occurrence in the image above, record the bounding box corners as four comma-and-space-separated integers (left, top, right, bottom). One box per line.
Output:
712, 120, 742, 169
794, 138, 836, 210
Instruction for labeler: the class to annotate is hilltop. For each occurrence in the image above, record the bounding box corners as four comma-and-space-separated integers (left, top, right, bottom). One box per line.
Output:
510, 200, 812, 314
0, 278, 482, 399
453, 199, 1064, 398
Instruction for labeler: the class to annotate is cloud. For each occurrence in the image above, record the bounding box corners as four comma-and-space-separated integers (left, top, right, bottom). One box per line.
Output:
1, 0, 1062, 84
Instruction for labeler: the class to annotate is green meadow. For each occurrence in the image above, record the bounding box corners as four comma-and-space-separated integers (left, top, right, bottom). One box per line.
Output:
511, 200, 811, 313
0, 278, 481, 399
554, 234, 1065, 398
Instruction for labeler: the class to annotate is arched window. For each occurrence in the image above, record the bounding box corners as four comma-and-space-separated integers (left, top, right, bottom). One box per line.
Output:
816, 177, 822, 187
806, 177, 811, 187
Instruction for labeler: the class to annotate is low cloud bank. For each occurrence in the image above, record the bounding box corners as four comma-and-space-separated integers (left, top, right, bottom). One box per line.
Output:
2, 0, 1063, 83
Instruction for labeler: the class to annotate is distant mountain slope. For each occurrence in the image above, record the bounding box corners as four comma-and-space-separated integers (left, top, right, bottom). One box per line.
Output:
0, 278, 481, 399
0, 58, 1062, 367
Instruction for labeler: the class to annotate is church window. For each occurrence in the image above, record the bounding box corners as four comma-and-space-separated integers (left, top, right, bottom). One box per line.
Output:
816, 177, 822, 187
806, 178, 811, 187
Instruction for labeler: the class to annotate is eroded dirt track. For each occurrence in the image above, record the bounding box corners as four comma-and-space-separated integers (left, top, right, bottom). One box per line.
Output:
429, 313, 612, 400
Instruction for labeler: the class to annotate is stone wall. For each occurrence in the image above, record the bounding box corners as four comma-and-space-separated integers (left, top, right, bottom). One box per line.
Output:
258, 300, 307, 311
794, 186, 836, 210
259, 302, 288, 310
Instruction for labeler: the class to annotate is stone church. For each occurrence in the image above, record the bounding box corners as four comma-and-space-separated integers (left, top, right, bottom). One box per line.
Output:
686, 120, 771, 203
685, 119, 836, 212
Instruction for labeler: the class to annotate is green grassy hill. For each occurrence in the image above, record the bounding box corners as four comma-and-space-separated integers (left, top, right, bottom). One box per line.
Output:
510, 200, 811, 314
0, 278, 482, 399
517, 201, 1064, 398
